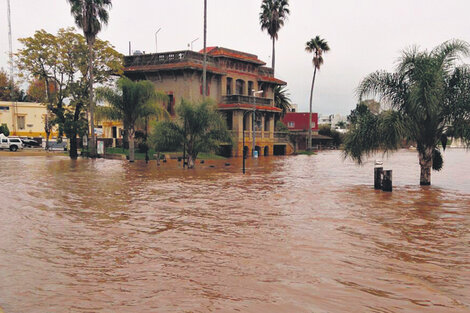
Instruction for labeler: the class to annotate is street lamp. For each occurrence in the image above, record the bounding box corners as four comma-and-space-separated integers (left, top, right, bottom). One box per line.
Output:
243, 90, 263, 174
251, 90, 263, 157
155, 28, 162, 53
189, 37, 199, 51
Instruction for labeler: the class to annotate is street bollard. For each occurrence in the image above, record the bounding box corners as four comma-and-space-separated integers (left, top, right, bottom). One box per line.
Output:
382, 170, 393, 192
374, 167, 383, 190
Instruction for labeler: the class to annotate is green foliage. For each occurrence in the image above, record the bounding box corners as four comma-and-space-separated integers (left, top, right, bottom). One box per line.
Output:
67, 0, 112, 44
16, 28, 123, 158
0, 124, 10, 136
345, 40, 470, 184
96, 77, 167, 162
318, 124, 343, 147
0, 69, 27, 102
259, 0, 290, 40
432, 149, 443, 171
275, 120, 289, 132
259, 0, 290, 71
274, 85, 292, 115
305, 36, 330, 69
150, 120, 183, 152
150, 99, 232, 168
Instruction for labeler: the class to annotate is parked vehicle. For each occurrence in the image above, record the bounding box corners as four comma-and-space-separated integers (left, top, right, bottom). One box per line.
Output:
0, 134, 24, 151
21, 138, 40, 148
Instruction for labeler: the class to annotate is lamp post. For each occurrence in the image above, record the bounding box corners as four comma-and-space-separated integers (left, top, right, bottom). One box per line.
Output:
155, 28, 162, 53
242, 109, 252, 174
190, 37, 199, 51
251, 90, 263, 156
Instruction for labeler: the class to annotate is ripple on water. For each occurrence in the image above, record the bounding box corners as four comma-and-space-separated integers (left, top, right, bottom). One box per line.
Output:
0, 150, 469, 313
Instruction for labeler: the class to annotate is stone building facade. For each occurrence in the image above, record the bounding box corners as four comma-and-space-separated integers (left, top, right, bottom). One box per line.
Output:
123, 47, 293, 156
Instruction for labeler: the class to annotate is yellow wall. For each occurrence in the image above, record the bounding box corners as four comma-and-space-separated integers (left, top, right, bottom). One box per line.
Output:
0, 101, 58, 137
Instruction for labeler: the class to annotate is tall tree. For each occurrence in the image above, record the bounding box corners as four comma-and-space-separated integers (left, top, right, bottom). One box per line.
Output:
344, 40, 470, 185
259, 0, 290, 74
16, 28, 122, 159
305, 36, 330, 150
151, 99, 232, 168
67, 0, 112, 157
0, 69, 26, 102
273, 85, 292, 115
95, 77, 166, 162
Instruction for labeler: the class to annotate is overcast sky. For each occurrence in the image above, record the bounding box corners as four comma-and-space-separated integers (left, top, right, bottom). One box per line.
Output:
1, 0, 470, 115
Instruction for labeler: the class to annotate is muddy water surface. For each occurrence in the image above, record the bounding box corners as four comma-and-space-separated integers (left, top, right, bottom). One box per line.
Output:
0, 150, 469, 313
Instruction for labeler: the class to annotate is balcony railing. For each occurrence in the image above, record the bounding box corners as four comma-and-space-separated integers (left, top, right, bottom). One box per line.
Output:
274, 132, 289, 143
222, 95, 272, 106
124, 50, 215, 67
229, 131, 286, 141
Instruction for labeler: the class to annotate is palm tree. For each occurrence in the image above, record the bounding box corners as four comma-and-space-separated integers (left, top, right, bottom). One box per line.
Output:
67, 0, 112, 157
96, 77, 166, 162
306, 36, 330, 150
345, 40, 470, 185
151, 99, 232, 168
259, 0, 290, 74
274, 85, 292, 115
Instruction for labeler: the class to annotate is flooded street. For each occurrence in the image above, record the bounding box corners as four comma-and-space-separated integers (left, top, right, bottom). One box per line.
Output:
0, 150, 469, 313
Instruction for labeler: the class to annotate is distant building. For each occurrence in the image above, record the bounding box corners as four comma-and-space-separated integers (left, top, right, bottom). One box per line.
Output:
281, 112, 332, 150
122, 47, 293, 156
0, 101, 58, 137
318, 113, 348, 130
288, 103, 298, 112
283, 112, 318, 132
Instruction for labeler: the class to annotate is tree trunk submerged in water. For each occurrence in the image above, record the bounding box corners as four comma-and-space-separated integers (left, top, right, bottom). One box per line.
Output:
419, 147, 433, 185
69, 135, 78, 159
128, 130, 135, 162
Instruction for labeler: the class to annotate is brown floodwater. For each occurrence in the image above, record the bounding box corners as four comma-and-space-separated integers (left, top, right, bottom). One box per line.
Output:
0, 149, 469, 313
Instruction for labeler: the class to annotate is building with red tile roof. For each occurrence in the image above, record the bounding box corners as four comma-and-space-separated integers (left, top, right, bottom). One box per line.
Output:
123, 47, 292, 156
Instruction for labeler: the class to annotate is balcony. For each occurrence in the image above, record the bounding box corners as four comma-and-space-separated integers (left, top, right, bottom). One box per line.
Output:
222, 95, 272, 106
124, 50, 215, 68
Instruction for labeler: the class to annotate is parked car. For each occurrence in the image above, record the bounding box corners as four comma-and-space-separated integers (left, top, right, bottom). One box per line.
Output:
0, 134, 24, 151
21, 138, 40, 148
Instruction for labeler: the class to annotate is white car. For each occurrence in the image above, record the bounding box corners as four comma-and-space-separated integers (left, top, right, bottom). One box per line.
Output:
0, 134, 24, 151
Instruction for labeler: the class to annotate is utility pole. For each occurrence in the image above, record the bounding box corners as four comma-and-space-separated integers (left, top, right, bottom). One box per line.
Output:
202, 0, 207, 98
7, 0, 17, 133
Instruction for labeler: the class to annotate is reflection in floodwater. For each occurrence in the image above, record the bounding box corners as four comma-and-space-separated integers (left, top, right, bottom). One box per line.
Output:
0, 150, 469, 313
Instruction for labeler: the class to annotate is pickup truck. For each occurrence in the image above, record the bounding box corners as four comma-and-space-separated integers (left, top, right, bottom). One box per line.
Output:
0, 134, 24, 151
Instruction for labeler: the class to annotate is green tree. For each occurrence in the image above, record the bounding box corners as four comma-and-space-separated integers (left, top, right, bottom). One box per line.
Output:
150, 99, 232, 168
259, 0, 290, 74
0, 68, 25, 102
335, 121, 346, 129
319, 124, 342, 147
67, 0, 113, 157
274, 85, 292, 115
306, 36, 330, 150
96, 77, 166, 162
344, 40, 470, 185
16, 28, 122, 158
0, 124, 10, 136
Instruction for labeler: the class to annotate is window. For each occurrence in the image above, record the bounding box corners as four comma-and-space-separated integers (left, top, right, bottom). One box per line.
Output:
236, 79, 245, 95
10, 139, 20, 143
167, 94, 175, 116
288, 121, 295, 128
225, 112, 233, 130
247, 81, 254, 96
17, 116, 25, 130
226, 77, 233, 95
0, 106, 9, 111
2, 139, 8, 143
